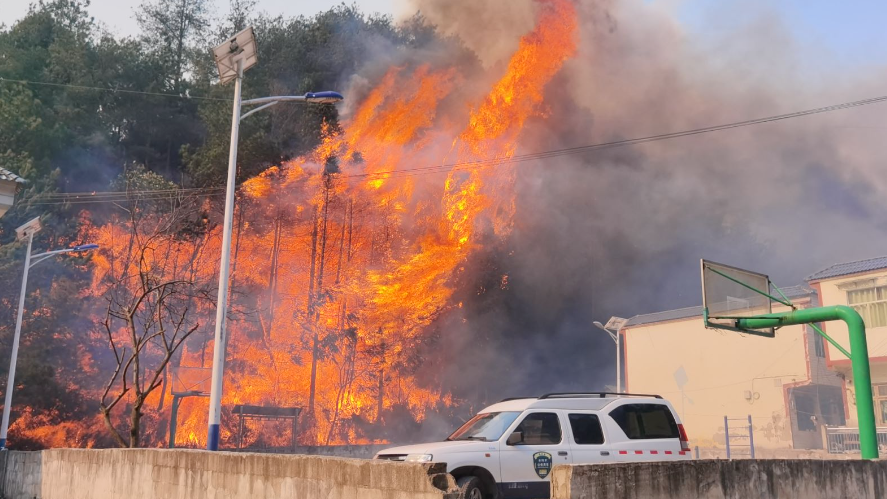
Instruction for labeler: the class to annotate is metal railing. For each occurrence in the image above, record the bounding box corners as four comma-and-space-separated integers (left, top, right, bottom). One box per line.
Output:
725, 415, 755, 459
825, 426, 887, 454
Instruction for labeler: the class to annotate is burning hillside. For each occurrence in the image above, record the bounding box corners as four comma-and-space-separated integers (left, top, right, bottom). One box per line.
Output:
9, 0, 578, 449
11, 0, 887, 451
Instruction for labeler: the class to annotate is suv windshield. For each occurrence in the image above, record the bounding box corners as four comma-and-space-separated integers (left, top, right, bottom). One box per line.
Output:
447, 411, 520, 442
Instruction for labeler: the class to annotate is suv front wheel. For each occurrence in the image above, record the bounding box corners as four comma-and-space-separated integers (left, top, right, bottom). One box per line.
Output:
456, 475, 485, 499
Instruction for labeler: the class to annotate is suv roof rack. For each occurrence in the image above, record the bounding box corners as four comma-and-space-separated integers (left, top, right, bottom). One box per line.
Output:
538, 392, 662, 399
498, 397, 537, 403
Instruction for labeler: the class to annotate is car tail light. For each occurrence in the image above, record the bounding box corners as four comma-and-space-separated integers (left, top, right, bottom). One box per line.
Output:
678, 424, 690, 451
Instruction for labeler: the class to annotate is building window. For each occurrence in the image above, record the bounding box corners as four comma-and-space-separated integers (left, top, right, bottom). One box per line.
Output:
819, 388, 846, 426
794, 394, 816, 431
875, 384, 887, 425
813, 333, 825, 358
847, 286, 887, 328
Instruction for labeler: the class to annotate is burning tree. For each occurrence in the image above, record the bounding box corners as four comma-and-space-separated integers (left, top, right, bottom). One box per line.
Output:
93, 169, 215, 447
163, 0, 576, 447
1, 0, 582, 449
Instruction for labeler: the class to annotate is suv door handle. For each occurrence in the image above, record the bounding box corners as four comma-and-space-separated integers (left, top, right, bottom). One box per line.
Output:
557, 451, 568, 456
600, 451, 610, 456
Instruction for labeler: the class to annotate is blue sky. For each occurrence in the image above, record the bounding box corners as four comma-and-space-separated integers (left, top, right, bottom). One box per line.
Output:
2, 0, 886, 68
677, 0, 887, 67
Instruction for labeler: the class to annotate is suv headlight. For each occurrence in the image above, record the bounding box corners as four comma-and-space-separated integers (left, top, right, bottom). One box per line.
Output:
405, 454, 433, 462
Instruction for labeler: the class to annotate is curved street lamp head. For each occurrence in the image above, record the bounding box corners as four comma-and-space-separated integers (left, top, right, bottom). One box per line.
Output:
305, 91, 344, 104
592, 321, 606, 329
72, 244, 99, 251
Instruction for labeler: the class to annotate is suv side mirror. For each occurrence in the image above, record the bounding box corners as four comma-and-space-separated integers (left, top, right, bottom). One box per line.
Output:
506, 431, 523, 446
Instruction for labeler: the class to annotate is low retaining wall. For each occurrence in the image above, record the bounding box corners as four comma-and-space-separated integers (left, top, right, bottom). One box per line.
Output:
229, 444, 390, 459
2, 450, 41, 499
2, 448, 457, 499
551, 460, 887, 499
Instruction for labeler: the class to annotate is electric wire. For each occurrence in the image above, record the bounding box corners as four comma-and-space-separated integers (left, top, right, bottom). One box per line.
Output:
341, 92, 887, 180
27, 187, 226, 206
19, 92, 887, 205
0, 77, 231, 101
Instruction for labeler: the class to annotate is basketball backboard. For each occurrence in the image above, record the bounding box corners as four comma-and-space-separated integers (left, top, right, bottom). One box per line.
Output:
697, 259, 878, 459
701, 259, 789, 337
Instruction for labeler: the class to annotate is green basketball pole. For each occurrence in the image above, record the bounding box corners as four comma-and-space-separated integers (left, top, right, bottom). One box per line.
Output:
734, 305, 878, 460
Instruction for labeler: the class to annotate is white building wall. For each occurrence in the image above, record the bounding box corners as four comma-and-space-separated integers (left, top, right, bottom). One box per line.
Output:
624, 304, 810, 449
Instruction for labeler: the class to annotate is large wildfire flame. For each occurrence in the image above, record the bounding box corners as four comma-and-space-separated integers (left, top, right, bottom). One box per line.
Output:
14, 0, 577, 448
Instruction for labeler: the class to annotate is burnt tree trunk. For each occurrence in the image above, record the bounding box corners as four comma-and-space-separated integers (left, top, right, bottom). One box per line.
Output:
308, 178, 332, 425
267, 215, 282, 335
303, 203, 320, 436
376, 327, 385, 424
326, 202, 355, 444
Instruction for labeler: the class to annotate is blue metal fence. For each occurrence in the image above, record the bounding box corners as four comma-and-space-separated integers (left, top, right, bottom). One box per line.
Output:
825, 426, 887, 454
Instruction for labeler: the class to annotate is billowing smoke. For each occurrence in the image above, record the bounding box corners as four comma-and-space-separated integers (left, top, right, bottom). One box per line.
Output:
394, 0, 887, 412
32, 0, 885, 448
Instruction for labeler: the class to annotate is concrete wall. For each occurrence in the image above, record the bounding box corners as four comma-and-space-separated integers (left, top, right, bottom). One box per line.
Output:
229, 443, 390, 459
40, 449, 457, 499
2, 451, 41, 499
813, 269, 887, 366
551, 460, 887, 499
623, 302, 809, 449
0, 181, 16, 219
0, 449, 456, 499
812, 270, 887, 427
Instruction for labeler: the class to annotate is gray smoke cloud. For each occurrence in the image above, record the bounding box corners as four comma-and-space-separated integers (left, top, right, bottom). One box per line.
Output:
388, 0, 887, 411
395, 0, 538, 68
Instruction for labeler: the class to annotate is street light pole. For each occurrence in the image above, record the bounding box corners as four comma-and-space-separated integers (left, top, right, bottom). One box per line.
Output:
0, 231, 33, 449
0, 216, 98, 449
593, 316, 628, 393
206, 58, 243, 453
206, 27, 343, 451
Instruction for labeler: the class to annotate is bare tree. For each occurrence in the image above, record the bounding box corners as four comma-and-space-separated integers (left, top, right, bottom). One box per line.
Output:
96, 175, 213, 447
99, 279, 200, 447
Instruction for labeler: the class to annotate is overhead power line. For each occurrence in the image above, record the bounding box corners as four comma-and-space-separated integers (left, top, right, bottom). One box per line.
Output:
0, 77, 230, 102
34, 187, 224, 199
342, 92, 887, 180
28, 187, 225, 206
21, 91, 887, 205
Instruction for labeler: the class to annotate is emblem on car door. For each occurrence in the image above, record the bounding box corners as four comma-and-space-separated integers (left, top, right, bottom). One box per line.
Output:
532, 452, 553, 479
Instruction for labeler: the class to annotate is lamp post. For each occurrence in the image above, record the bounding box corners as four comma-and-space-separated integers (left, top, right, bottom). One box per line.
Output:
0, 217, 99, 448
206, 27, 343, 451
592, 316, 628, 393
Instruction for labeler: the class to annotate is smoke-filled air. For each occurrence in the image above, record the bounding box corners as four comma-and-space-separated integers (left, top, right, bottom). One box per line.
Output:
2, 0, 887, 450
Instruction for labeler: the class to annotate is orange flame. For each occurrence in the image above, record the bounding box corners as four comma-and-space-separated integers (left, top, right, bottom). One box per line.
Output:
14, 0, 578, 449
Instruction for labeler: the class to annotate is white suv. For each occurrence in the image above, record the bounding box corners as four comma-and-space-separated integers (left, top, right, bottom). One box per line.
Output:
375, 393, 691, 499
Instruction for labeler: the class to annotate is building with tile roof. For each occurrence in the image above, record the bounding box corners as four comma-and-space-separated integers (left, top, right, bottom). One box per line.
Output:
619, 257, 887, 456
0, 167, 25, 218
807, 256, 887, 282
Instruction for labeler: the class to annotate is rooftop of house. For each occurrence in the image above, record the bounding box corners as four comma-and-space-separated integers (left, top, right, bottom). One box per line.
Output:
0, 167, 25, 184
806, 256, 887, 282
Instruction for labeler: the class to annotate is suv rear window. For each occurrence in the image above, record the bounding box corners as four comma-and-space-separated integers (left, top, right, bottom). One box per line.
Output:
609, 404, 679, 439
568, 414, 604, 444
